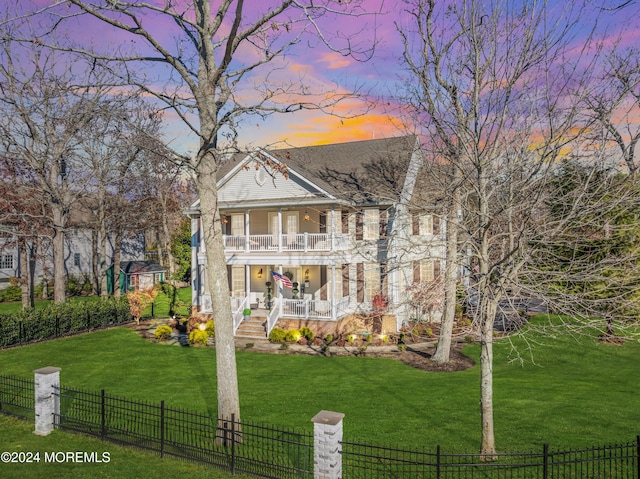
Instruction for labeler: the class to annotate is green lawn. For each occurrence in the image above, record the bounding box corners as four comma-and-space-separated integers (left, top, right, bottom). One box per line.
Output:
1, 316, 639, 452
0, 414, 245, 479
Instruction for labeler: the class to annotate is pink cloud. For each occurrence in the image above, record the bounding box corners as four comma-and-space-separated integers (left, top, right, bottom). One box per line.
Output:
316, 52, 352, 70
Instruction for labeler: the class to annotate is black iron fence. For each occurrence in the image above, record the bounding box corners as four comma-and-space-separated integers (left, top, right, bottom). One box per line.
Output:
341, 439, 640, 478
54, 385, 313, 479
0, 374, 34, 420
1, 374, 638, 479
0, 297, 131, 349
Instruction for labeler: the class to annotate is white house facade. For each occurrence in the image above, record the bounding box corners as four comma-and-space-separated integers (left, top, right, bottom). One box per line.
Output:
186, 136, 446, 337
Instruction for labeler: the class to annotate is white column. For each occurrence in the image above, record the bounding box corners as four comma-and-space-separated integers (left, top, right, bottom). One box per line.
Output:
245, 264, 251, 304
312, 410, 345, 479
191, 216, 199, 309
34, 367, 60, 436
278, 265, 284, 317
244, 210, 250, 253
277, 209, 283, 253
330, 264, 336, 320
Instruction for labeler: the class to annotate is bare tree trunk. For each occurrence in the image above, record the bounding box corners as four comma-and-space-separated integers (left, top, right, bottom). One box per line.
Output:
52, 205, 66, 304
19, 239, 32, 308
480, 297, 498, 458
113, 229, 122, 298
162, 216, 176, 278
100, 219, 109, 297
28, 242, 36, 307
92, 227, 100, 295
433, 191, 460, 363
196, 152, 241, 428
156, 225, 165, 267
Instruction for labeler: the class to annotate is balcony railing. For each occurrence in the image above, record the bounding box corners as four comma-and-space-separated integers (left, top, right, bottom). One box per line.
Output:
223, 233, 349, 253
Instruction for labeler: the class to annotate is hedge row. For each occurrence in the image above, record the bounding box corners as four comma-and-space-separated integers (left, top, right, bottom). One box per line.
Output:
0, 297, 131, 348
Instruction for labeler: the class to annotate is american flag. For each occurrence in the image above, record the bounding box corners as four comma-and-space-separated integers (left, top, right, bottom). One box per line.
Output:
271, 271, 293, 289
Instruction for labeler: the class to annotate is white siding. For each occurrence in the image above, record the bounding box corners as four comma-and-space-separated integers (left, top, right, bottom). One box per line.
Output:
219, 167, 320, 202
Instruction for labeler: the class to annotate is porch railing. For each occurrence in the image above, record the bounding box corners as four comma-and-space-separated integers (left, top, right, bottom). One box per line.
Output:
281, 298, 333, 319
231, 297, 248, 334
335, 296, 351, 317
223, 233, 349, 253
266, 298, 281, 337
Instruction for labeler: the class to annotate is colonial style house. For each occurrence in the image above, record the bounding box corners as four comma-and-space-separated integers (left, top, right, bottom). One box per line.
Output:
186, 136, 445, 337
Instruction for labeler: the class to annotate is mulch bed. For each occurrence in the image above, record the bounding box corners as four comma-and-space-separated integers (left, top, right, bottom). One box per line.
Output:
128, 320, 476, 372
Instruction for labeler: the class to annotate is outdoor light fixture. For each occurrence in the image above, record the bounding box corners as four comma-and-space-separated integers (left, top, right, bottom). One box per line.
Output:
258, 268, 263, 278
304, 269, 310, 281
304, 210, 310, 221
221, 215, 228, 224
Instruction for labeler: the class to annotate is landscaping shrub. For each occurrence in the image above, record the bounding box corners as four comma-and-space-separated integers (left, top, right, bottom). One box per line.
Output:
324, 333, 333, 343
0, 296, 130, 348
127, 287, 158, 324
188, 329, 209, 346
284, 329, 301, 342
205, 320, 215, 338
299, 326, 314, 341
154, 325, 173, 341
0, 281, 22, 302
66, 276, 82, 296
268, 327, 286, 342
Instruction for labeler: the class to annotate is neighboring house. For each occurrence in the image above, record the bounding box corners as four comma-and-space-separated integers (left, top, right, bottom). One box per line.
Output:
186, 136, 446, 336
0, 202, 146, 291
0, 228, 18, 287
108, 260, 166, 294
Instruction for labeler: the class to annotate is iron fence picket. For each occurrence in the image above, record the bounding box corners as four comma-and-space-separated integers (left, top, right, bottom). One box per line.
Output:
341, 438, 639, 479
0, 374, 34, 420
52, 385, 313, 478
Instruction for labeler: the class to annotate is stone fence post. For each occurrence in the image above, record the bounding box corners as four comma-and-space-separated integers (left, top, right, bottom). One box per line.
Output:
312, 410, 345, 479
33, 367, 60, 436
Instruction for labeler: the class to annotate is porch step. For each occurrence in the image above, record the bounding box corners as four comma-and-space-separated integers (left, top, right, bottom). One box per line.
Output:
235, 317, 268, 339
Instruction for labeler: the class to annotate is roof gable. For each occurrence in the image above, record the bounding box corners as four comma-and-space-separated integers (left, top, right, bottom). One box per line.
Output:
217, 151, 334, 203
189, 135, 421, 210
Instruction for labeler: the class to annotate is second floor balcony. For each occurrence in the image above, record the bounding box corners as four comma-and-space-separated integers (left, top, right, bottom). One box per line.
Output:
223, 232, 349, 253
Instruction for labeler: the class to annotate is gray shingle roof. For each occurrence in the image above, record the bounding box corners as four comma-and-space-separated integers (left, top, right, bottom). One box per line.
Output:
219, 135, 420, 205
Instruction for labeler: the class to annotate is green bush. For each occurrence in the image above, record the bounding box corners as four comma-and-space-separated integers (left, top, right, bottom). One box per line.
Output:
324, 333, 333, 343
243, 308, 252, 316
188, 329, 209, 346
268, 327, 287, 342
154, 325, 173, 341
0, 296, 131, 348
299, 326, 314, 341
205, 320, 215, 338
81, 275, 93, 294
285, 329, 301, 342
66, 276, 82, 296
0, 283, 22, 302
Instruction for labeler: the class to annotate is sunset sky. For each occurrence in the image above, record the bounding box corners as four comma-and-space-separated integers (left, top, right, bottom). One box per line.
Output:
24, 1, 640, 154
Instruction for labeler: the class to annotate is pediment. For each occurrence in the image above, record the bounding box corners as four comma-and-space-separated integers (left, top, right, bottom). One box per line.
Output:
217, 151, 332, 203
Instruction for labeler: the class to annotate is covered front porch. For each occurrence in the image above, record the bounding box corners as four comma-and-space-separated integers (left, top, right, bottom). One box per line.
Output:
220, 263, 351, 337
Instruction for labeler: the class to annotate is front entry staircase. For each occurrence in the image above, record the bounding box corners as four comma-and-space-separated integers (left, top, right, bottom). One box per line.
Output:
235, 316, 268, 340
